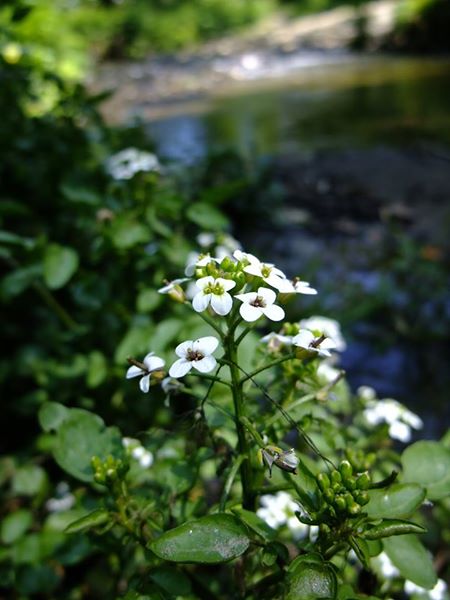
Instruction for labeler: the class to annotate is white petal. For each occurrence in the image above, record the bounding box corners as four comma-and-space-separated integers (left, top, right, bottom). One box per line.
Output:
235, 292, 256, 303
192, 291, 211, 312
217, 277, 236, 291
175, 340, 193, 358
145, 355, 165, 371
266, 275, 289, 291
193, 336, 219, 355
169, 359, 192, 378
317, 348, 332, 358
240, 303, 262, 322
389, 421, 411, 443
126, 365, 143, 379
139, 374, 151, 393
244, 264, 263, 277
194, 355, 217, 373
211, 292, 233, 315
321, 338, 337, 351
275, 279, 296, 293
196, 276, 214, 291
295, 283, 318, 295
263, 304, 285, 321
292, 330, 315, 349
271, 267, 286, 278
257, 287, 277, 305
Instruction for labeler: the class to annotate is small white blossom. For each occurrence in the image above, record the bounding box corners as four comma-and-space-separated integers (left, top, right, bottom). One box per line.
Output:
184, 252, 217, 276
292, 329, 336, 357
158, 278, 189, 294
131, 446, 154, 468
236, 251, 288, 292
299, 316, 346, 351
317, 361, 341, 384
169, 336, 219, 378
196, 233, 216, 247
45, 482, 75, 513
358, 385, 377, 401
276, 278, 318, 295
236, 287, 285, 322
405, 578, 448, 600
260, 331, 294, 350
257, 492, 316, 540
372, 551, 400, 579
192, 276, 236, 316
126, 352, 165, 393
363, 399, 423, 442
106, 148, 160, 180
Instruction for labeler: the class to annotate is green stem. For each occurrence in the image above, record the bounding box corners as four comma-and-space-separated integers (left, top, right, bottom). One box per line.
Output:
220, 454, 245, 511
188, 372, 232, 388
239, 353, 295, 384
235, 325, 253, 347
31, 281, 80, 331
196, 309, 224, 339
240, 417, 265, 448
225, 333, 254, 510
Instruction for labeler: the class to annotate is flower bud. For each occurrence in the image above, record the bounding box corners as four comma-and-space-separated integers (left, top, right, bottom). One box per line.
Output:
354, 491, 369, 506
339, 460, 353, 480
220, 256, 234, 272
324, 488, 335, 503
317, 473, 331, 492
335, 496, 347, 512
356, 472, 371, 490
168, 284, 185, 303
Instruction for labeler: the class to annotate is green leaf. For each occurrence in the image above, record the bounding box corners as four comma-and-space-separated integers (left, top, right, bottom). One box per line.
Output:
362, 519, 426, 540
366, 483, 425, 519
383, 535, 437, 589
12, 465, 47, 497
1, 510, 33, 544
232, 508, 277, 542
0, 264, 42, 299
286, 556, 337, 600
149, 566, 192, 596
150, 514, 250, 564
401, 441, 450, 501
186, 202, 229, 230
53, 410, 123, 482
136, 288, 162, 313
43, 244, 79, 289
38, 402, 69, 432
86, 351, 107, 388
65, 510, 110, 534
349, 536, 370, 569
110, 218, 150, 249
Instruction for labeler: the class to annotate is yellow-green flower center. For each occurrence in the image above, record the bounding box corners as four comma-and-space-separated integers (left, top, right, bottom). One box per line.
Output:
204, 282, 225, 295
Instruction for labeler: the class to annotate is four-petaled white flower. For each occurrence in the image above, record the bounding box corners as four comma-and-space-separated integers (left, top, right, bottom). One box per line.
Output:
126, 352, 165, 393
237, 252, 289, 292
363, 398, 423, 443
192, 276, 236, 315
292, 329, 336, 357
299, 316, 346, 351
169, 336, 219, 378
236, 287, 285, 322
276, 277, 318, 295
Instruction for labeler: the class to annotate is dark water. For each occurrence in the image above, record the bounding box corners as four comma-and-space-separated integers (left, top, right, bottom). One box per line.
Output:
147, 56, 450, 162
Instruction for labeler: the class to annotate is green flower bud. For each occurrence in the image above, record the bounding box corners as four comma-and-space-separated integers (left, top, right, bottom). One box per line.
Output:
331, 470, 342, 484
348, 502, 361, 515
205, 262, 217, 276
324, 488, 335, 503
335, 496, 347, 512
317, 472, 331, 492
356, 472, 371, 490
220, 256, 234, 272
355, 491, 369, 506
344, 492, 354, 509
339, 460, 353, 480
345, 477, 357, 492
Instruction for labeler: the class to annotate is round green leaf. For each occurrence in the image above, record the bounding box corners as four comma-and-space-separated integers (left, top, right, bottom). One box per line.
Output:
232, 507, 277, 542
383, 535, 437, 589
53, 411, 124, 482
150, 514, 250, 564
43, 244, 79, 289
1, 510, 33, 544
366, 483, 425, 519
401, 441, 450, 501
12, 465, 47, 497
38, 402, 69, 433
286, 559, 337, 600
186, 202, 229, 230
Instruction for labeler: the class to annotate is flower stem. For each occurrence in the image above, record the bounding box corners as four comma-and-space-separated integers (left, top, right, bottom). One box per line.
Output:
225, 332, 255, 510
239, 352, 295, 384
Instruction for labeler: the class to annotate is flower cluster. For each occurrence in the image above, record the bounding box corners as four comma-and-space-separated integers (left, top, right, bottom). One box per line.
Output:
106, 148, 161, 180
257, 491, 317, 540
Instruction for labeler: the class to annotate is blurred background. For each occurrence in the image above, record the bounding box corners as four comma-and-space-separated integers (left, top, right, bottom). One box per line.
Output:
0, 0, 449, 592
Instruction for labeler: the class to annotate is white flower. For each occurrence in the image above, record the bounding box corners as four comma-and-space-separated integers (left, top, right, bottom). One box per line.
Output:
257, 492, 315, 540
106, 148, 160, 180
236, 251, 288, 292
158, 278, 189, 294
299, 316, 346, 351
45, 482, 75, 513
372, 552, 400, 579
192, 276, 236, 316
358, 385, 377, 401
236, 287, 285, 322
275, 278, 318, 295
405, 578, 448, 600
317, 361, 341, 384
292, 329, 336, 358
184, 252, 217, 277
169, 336, 219, 378
260, 331, 294, 350
363, 399, 423, 442
126, 352, 165, 393
131, 446, 154, 468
